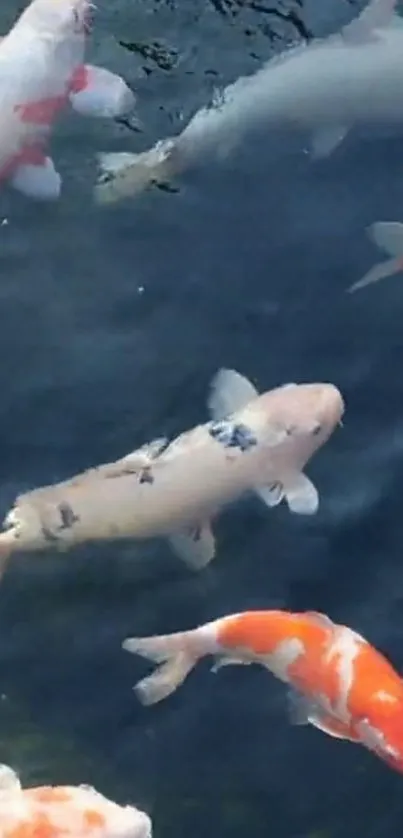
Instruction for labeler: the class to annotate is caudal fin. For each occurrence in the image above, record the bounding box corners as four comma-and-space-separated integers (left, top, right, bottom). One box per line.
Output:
94, 138, 177, 205
348, 221, 403, 292
122, 632, 198, 705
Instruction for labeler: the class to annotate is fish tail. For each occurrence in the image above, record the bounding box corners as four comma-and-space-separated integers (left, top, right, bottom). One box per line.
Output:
348, 221, 403, 293
94, 138, 177, 205
347, 257, 403, 293
122, 629, 202, 705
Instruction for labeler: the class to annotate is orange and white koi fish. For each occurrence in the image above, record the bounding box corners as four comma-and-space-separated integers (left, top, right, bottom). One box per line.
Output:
348, 222, 403, 292
0, 370, 343, 576
0, 764, 152, 838
123, 609, 403, 774
0, 0, 136, 200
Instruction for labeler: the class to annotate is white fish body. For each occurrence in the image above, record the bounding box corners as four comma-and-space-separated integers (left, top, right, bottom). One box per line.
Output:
0, 0, 136, 200
0, 370, 344, 574
94, 0, 403, 204
0, 764, 152, 838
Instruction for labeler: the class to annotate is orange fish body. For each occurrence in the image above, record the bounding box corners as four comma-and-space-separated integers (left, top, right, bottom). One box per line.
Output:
0, 769, 152, 838
124, 608, 403, 773
216, 610, 403, 771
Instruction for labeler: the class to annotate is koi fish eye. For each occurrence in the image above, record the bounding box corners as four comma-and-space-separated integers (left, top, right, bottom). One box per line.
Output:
284, 422, 321, 437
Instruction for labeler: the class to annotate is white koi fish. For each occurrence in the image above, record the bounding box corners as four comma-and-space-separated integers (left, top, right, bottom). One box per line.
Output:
123, 609, 403, 775
0, 0, 136, 200
0, 764, 152, 838
94, 0, 403, 205
0, 369, 344, 576
348, 221, 403, 292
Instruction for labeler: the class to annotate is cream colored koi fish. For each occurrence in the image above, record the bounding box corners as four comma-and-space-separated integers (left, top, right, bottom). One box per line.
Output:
0, 370, 343, 576
0, 764, 152, 838
124, 609, 403, 775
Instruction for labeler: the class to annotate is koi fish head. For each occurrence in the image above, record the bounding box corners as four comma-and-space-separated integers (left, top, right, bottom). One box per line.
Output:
256, 382, 344, 463
18, 0, 94, 39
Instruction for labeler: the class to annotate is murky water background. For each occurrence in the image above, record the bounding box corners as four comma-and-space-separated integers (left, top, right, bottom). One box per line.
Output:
1, 1, 403, 836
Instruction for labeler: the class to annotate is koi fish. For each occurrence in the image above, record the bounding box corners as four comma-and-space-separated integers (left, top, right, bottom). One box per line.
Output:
0, 0, 136, 200
348, 221, 403, 292
123, 609, 403, 774
0, 369, 344, 575
94, 0, 402, 204
0, 764, 152, 838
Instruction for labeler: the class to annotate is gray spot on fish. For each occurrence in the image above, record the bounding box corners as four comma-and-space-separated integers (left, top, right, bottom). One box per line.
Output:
139, 467, 154, 485
41, 525, 60, 545
208, 420, 257, 451
58, 502, 80, 530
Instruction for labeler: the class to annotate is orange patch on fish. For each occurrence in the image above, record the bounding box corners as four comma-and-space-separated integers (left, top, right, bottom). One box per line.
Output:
82, 809, 106, 829
14, 96, 66, 125
25, 787, 71, 804
348, 643, 403, 717
218, 611, 327, 657
69, 64, 89, 94
5, 813, 60, 838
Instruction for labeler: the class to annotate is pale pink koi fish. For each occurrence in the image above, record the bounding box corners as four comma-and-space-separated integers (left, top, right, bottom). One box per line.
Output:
0, 0, 136, 200
0, 764, 152, 838
0, 369, 343, 576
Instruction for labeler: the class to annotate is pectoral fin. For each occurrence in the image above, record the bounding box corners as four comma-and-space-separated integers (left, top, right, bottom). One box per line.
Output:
169, 522, 216, 570
11, 154, 61, 200
70, 65, 136, 118
208, 368, 259, 420
287, 690, 357, 741
283, 473, 319, 515
211, 656, 252, 673
310, 125, 348, 159
255, 482, 284, 508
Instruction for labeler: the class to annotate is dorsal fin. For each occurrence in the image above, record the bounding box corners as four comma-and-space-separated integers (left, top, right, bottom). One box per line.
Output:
305, 611, 335, 630
208, 369, 259, 420
0, 765, 21, 795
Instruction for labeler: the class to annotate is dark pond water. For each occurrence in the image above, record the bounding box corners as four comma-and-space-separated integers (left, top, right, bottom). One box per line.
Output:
1, 0, 403, 836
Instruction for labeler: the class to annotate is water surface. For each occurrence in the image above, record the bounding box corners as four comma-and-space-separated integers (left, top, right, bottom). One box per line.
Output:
1, 2, 403, 837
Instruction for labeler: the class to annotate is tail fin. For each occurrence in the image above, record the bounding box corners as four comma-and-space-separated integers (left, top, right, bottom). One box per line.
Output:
94, 138, 177, 206
347, 258, 403, 292
348, 221, 403, 293
122, 632, 198, 705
